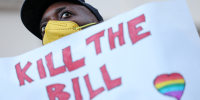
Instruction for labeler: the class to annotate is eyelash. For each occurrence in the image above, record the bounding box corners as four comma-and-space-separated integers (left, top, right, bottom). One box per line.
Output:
60, 10, 73, 19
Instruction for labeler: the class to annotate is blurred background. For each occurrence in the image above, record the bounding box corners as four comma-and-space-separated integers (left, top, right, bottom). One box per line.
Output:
0, 0, 199, 57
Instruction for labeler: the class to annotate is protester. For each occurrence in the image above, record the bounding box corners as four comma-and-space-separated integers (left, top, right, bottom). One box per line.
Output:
21, 0, 103, 45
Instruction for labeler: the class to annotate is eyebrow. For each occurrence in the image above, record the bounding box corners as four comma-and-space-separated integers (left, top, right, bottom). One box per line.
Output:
40, 18, 48, 26
40, 7, 67, 26
55, 7, 66, 14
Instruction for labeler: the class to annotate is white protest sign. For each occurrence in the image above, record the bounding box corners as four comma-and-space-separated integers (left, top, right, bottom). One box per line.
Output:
0, 0, 200, 100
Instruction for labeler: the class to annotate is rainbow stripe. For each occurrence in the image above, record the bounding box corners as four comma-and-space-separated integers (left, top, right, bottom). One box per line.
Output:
154, 73, 185, 100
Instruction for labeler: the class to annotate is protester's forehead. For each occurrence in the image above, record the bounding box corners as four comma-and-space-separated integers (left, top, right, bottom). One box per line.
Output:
46, 1, 81, 10
42, 2, 87, 19
41, 2, 81, 20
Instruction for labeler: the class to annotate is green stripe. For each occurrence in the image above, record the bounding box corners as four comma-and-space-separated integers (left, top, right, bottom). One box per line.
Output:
159, 84, 185, 94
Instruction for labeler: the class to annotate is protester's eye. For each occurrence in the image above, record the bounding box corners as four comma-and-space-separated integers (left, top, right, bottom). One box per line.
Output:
41, 25, 46, 34
61, 12, 72, 19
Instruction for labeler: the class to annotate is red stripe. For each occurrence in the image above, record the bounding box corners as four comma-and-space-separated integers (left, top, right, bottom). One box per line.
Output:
154, 73, 184, 85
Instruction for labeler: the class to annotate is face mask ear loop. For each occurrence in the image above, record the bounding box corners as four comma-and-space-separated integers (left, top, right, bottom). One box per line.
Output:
76, 23, 96, 30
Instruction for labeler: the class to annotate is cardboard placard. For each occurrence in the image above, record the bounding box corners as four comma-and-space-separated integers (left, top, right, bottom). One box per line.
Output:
0, 0, 200, 100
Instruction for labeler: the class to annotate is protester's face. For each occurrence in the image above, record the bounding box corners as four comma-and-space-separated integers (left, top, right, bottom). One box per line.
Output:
40, 1, 99, 37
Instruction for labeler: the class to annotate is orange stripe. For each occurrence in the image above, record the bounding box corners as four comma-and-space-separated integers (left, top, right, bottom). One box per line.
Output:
155, 79, 185, 89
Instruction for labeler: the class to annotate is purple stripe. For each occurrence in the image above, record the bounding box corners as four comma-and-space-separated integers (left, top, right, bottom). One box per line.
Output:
164, 91, 183, 99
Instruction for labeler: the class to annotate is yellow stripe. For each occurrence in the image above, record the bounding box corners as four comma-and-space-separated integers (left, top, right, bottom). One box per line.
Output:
155, 79, 184, 89
76, 23, 96, 30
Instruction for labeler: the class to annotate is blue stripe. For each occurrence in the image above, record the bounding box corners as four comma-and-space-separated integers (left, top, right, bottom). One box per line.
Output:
159, 84, 184, 94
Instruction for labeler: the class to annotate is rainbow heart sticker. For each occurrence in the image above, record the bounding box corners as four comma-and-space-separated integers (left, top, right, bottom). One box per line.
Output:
154, 73, 185, 100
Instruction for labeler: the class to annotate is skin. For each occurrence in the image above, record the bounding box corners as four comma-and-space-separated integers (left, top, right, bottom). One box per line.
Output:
40, 1, 99, 37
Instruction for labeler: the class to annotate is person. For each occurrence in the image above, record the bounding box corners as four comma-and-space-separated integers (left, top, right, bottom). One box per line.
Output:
21, 0, 103, 45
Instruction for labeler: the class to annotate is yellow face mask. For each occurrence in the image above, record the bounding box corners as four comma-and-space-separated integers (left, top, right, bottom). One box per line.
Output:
43, 20, 96, 45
